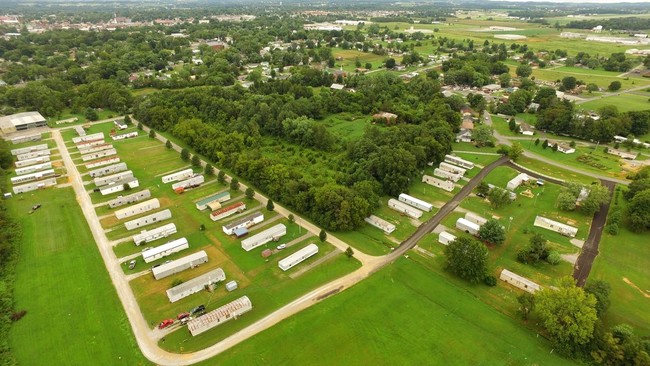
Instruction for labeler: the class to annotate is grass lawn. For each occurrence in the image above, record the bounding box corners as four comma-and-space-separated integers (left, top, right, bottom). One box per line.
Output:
517, 156, 598, 185
578, 93, 650, 113
531, 68, 650, 92
330, 47, 388, 72
453, 152, 501, 167
319, 112, 372, 141
197, 258, 576, 366
7, 188, 149, 366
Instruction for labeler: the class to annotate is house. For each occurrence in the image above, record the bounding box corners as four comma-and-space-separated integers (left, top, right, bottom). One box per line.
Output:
330, 83, 345, 90
557, 143, 575, 154
607, 148, 638, 160
519, 123, 534, 136
455, 129, 472, 143
461, 117, 474, 131
534, 216, 578, 237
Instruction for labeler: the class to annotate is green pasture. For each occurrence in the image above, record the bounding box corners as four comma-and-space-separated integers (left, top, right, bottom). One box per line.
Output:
578, 93, 650, 113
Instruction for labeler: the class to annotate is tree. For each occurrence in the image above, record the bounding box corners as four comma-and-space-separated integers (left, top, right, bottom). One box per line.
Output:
535, 277, 598, 355
516, 64, 532, 78
534, 138, 540, 146
319, 229, 327, 242
508, 118, 517, 132
477, 181, 490, 197
345, 246, 354, 258
557, 191, 577, 211
217, 171, 226, 184
478, 219, 506, 245
628, 189, 650, 231
85, 108, 98, 121
385, 58, 396, 69
561, 76, 577, 91
365, 62, 372, 70
288, 214, 295, 224
580, 184, 610, 216
488, 188, 511, 209
587, 83, 599, 93
148, 129, 156, 139
165, 139, 172, 149
623, 178, 650, 200
123, 115, 132, 125
542, 139, 549, 149
204, 163, 214, 176
584, 280, 611, 317
608, 81, 622, 91
517, 233, 549, 264
230, 178, 240, 191
471, 124, 494, 147
517, 293, 535, 320
137, 122, 143, 131
266, 199, 275, 211
499, 72, 511, 87
509, 142, 524, 161
444, 237, 489, 283
191, 154, 201, 167
180, 148, 189, 162
245, 187, 255, 200
122, 183, 131, 191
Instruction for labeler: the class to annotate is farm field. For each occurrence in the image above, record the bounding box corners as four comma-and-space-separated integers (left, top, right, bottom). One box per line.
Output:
578, 93, 650, 113
7, 188, 149, 366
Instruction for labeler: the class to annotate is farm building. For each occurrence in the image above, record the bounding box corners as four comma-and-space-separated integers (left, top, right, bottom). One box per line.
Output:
72, 132, 104, 144
81, 148, 117, 162
112, 131, 138, 141
81, 143, 114, 154
506, 173, 529, 190
241, 224, 287, 251
107, 189, 151, 208
11, 133, 41, 144
114, 198, 160, 219
439, 162, 467, 176
124, 209, 172, 230
14, 155, 49, 168
162, 168, 194, 184
196, 191, 231, 210
278, 243, 319, 271
99, 177, 139, 196
465, 212, 488, 226
533, 216, 578, 237
133, 223, 177, 245
152, 250, 208, 280
13, 177, 57, 194
438, 231, 457, 245
607, 148, 638, 160
73, 125, 86, 136
142, 237, 189, 263
0, 112, 47, 136
94, 170, 134, 187
210, 202, 246, 221
172, 175, 205, 191
444, 154, 474, 169
10, 169, 55, 185
456, 218, 481, 235
364, 215, 396, 234
398, 193, 433, 212
187, 296, 252, 336
223, 211, 264, 235
76, 139, 106, 151
422, 175, 455, 192
388, 198, 423, 219
15, 162, 52, 176
11, 143, 48, 156
433, 168, 462, 182
88, 162, 128, 178
499, 269, 541, 294
166, 268, 226, 303
16, 149, 50, 161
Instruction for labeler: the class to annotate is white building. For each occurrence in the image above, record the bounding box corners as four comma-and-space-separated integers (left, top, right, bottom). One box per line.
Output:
171, 175, 205, 191
107, 189, 151, 208
81, 148, 117, 162
133, 223, 177, 245
195, 191, 231, 210
433, 168, 462, 182
607, 148, 638, 160
499, 269, 541, 294
86, 156, 120, 169
124, 209, 172, 230
422, 175, 455, 192
241, 224, 287, 251
88, 162, 128, 178
14, 155, 49, 168
112, 131, 139, 141
439, 162, 467, 176
398, 193, 433, 212
444, 154, 474, 169
364, 215, 396, 234
187, 296, 252, 336
10, 169, 55, 185
456, 218, 480, 235
166, 268, 226, 303
79, 143, 113, 155
77, 139, 105, 151
210, 202, 246, 221
73, 132, 104, 144
465, 212, 487, 226
99, 177, 139, 196
94, 170, 134, 187
14, 162, 52, 176
222, 211, 264, 235
11, 133, 41, 145
162, 168, 194, 184
114, 198, 160, 219
13, 177, 57, 194
152, 250, 208, 280
278, 243, 319, 271
557, 143, 575, 154
142, 237, 189, 263
16, 149, 50, 161
533, 216, 578, 237
438, 231, 457, 245
11, 143, 48, 156
0, 111, 47, 136
388, 198, 423, 219
506, 173, 529, 190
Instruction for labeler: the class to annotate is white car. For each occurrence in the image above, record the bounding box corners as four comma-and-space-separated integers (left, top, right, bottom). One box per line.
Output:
276, 244, 287, 250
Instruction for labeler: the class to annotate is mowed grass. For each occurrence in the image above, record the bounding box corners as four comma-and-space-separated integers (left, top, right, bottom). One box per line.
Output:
7, 188, 149, 366
197, 258, 575, 366
319, 112, 372, 141
578, 93, 650, 113
531, 68, 650, 92
517, 156, 597, 185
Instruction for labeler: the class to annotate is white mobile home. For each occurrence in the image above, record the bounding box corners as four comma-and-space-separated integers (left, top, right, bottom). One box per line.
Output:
222, 211, 264, 235
107, 189, 151, 208
398, 193, 433, 212
15, 162, 52, 176
124, 209, 172, 230
85, 156, 120, 169
241, 224, 287, 251
10, 169, 55, 185
133, 223, 177, 245
16, 149, 50, 161
114, 198, 160, 219
506, 173, 529, 190
533, 216, 578, 237
444, 154, 475, 169
11, 134, 41, 144
433, 168, 462, 182
162, 168, 194, 184
187, 296, 252, 336
438, 231, 457, 245
99, 178, 139, 196
73, 132, 104, 144
73, 125, 86, 136
278, 243, 319, 271
456, 218, 480, 235
80, 143, 113, 155
14, 155, 49, 168
112, 131, 139, 141
88, 162, 128, 178
142, 237, 189, 263
171, 175, 205, 191
439, 162, 467, 176
114, 120, 127, 130
500, 269, 541, 294
81, 148, 117, 162
195, 191, 231, 210
465, 212, 488, 226
152, 250, 208, 280
13, 177, 57, 194
422, 175, 455, 192
94, 170, 134, 187
166, 268, 226, 303
11, 143, 48, 156
364, 215, 396, 234
607, 148, 638, 160
210, 202, 246, 221
388, 198, 423, 219
76, 139, 106, 151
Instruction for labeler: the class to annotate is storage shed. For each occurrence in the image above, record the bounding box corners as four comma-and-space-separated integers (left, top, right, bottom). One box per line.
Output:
225, 281, 238, 292
142, 237, 189, 263
438, 231, 457, 245
124, 209, 172, 230
422, 175, 455, 192
195, 191, 231, 210
222, 211, 264, 235
278, 244, 319, 271
388, 198, 423, 219
364, 215, 396, 234
398, 193, 433, 212
152, 250, 208, 280
115, 198, 160, 219
133, 223, 177, 245
161, 168, 194, 184
187, 296, 252, 336
210, 202, 246, 221
456, 218, 480, 235
166, 268, 226, 303
241, 224, 287, 251
533, 216, 578, 237
499, 269, 541, 294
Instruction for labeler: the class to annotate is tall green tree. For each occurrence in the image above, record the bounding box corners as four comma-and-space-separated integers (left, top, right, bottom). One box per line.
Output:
444, 237, 489, 283
180, 148, 189, 162
478, 219, 506, 245
580, 184, 610, 216
584, 280, 611, 317
230, 178, 240, 192
509, 142, 524, 161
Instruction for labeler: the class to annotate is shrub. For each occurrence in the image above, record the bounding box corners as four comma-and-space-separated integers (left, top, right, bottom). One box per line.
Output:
483, 274, 497, 286
605, 223, 619, 235
547, 251, 561, 265
171, 279, 184, 287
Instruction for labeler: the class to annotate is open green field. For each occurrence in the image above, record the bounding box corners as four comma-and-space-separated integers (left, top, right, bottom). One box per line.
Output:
7, 188, 149, 366
517, 156, 598, 185
198, 258, 575, 366
552, 66, 623, 77
319, 112, 372, 141
530, 68, 650, 92
578, 93, 650, 113
330, 48, 389, 72
48, 108, 119, 127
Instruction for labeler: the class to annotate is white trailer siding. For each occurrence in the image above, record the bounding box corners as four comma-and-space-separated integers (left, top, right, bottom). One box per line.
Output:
433, 168, 462, 182
166, 268, 226, 303
187, 296, 252, 336
398, 193, 433, 212
124, 209, 172, 230
465, 212, 488, 226
14, 155, 49, 168
94, 170, 134, 187
142, 237, 189, 263
13, 177, 57, 194
364, 215, 396, 234
73, 132, 104, 144
388, 198, 423, 219
99, 178, 139, 196
456, 218, 480, 235
107, 189, 151, 208
500, 269, 541, 294
76, 139, 106, 151
439, 162, 467, 176
11, 134, 41, 144
222, 212, 264, 235
438, 231, 457, 245
171, 175, 204, 190
444, 154, 475, 169
15, 162, 52, 176
241, 224, 287, 251
162, 169, 194, 184
422, 175, 455, 192
88, 162, 128, 178
152, 250, 208, 280
195, 191, 231, 210
81, 148, 117, 162
278, 244, 319, 271
133, 223, 177, 245
506, 173, 529, 191
210, 202, 246, 221
16, 149, 50, 161
112, 131, 139, 141
85, 156, 120, 169
11, 143, 48, 156
80, 143, 113, 155
533, 216, 578, 237
11, 169, 55, 185
73, 125, 86, 136
114, 198, 160, 219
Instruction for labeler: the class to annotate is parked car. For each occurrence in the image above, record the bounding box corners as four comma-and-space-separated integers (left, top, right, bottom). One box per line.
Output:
276, 244, 287, 250
177, 312, 190, 320
128, 260, 136, 270
158, 319, 174, 329
180, 316, 192, 325
190, 304, 205, 315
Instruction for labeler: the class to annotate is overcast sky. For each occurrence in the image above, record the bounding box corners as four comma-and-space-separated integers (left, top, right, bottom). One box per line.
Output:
495, 0, 650, 2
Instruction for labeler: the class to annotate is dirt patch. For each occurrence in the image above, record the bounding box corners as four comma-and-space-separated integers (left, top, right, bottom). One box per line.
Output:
623, 277, 650, 298
570, 239, 584, 248
561, 253, 579, 265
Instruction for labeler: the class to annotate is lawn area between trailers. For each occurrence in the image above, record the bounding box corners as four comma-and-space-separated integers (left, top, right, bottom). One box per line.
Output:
7, 188, 149, 366
197, 258, 575, 366
517, 156, 597, 185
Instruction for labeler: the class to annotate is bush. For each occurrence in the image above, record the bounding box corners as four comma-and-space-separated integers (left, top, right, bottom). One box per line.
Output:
483, 274, 497, 286
171, 279, 183, 287
547, 251, 561, 265
605, 223, 619, 235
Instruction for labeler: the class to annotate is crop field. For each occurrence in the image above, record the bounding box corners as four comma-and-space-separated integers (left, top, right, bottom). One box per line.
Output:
7, 188, 149, 366
579, 93, 650, 113
198, 258, 575, 366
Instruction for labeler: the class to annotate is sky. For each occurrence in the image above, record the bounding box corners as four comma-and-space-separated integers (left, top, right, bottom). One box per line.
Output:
494, 0, 650, 2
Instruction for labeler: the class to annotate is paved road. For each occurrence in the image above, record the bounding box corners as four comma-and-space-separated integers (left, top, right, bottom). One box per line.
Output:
572, 180, 615, 287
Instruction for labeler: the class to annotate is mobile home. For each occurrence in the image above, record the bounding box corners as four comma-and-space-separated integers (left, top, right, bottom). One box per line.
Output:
278, 244, 319, 271
387, 198, 423, 219
241, 224, 287, 251
132, 223, 177, 246
142, 237, 189, 263
166, 268, 226, 303
124, 209, 172, 230
398, 193, 433, 212
152, 250, 208, 280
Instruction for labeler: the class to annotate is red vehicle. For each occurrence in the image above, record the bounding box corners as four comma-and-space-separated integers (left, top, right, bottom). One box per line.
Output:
177, 312, 190, 320
158, 319, 174, 329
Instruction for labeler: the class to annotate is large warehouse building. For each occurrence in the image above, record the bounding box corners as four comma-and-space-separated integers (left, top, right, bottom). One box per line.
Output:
0, 112, 47, 136
165, 268, 226, 303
